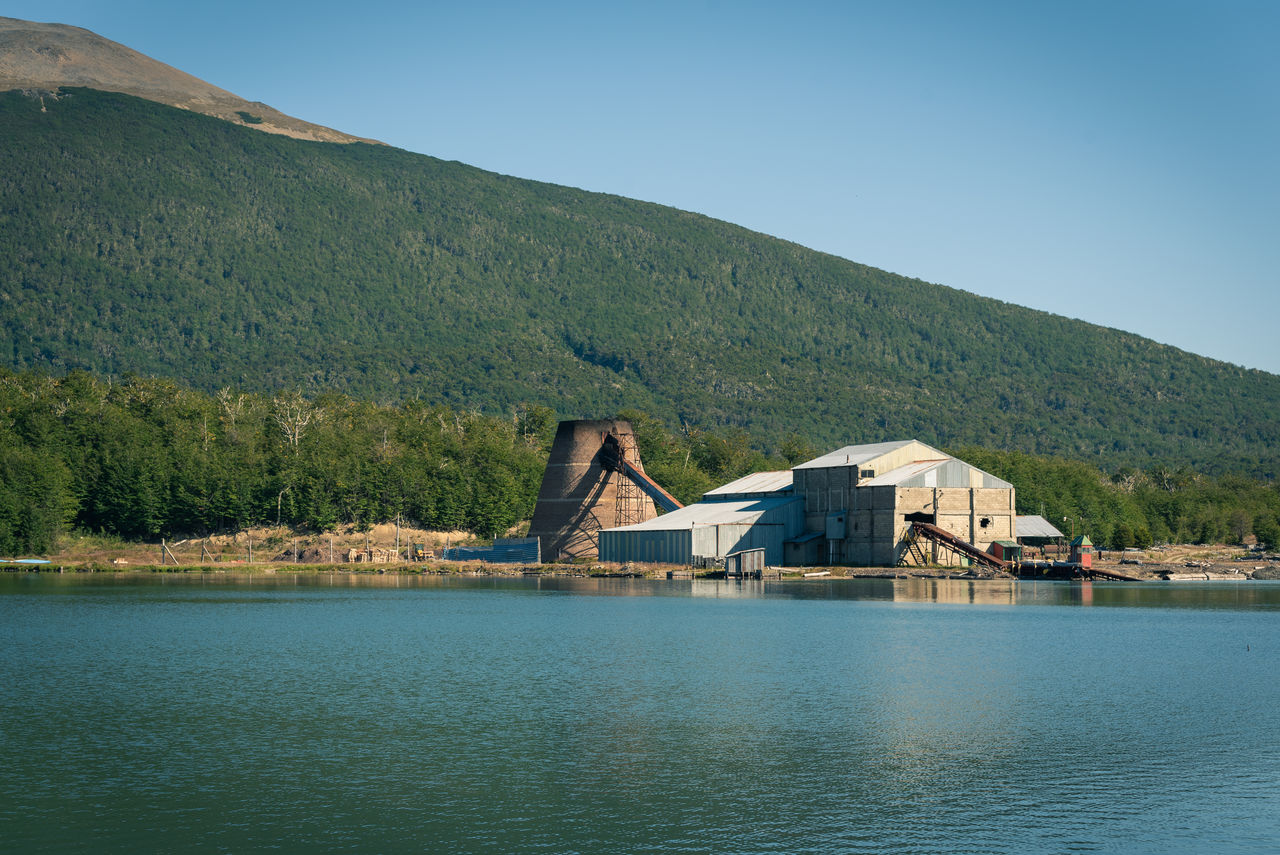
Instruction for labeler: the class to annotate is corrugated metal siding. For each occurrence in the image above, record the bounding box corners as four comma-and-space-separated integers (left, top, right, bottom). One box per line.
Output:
689, 525, 716, 558
599, 529, 692, 564
759, 526, 786, 564
602, 522, 786, 565
714, 523, 755, 556
695, 524, 785, 564
779, 498, 805, 531
937, 460, 972, 488
443, 537, 541, 564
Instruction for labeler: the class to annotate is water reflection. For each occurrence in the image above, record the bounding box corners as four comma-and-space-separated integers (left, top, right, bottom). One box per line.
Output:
759, 576, 1280, 610
2, 572, 1277, 610
894, 577, 1018, 604
692, 577, 1023, 604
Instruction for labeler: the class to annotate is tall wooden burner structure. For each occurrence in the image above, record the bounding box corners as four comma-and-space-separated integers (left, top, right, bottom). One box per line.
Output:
527, 419, 680, 562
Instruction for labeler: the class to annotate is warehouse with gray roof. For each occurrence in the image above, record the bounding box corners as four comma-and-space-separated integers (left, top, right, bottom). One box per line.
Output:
599, 439, 1016, 568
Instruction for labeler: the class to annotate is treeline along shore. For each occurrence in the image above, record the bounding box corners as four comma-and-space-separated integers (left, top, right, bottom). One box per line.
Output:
1, 368, 1278, 556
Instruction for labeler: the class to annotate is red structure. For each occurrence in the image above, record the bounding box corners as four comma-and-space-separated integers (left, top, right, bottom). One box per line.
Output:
1069, 535, 1094, 569
990, 540, 1022, 564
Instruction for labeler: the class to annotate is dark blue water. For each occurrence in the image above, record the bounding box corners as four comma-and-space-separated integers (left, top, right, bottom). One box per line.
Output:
2, 574, 1277, 853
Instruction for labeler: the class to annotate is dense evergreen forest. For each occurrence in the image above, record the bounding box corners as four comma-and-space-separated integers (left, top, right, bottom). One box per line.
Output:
1, 370, 1277, 556
3, 89, 1279, 479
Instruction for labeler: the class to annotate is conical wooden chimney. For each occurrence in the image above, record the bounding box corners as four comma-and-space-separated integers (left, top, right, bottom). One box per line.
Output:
527, 419, 657, 561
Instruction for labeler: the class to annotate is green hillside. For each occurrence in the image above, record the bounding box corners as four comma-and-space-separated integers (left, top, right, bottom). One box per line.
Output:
2, 88, 1278, 476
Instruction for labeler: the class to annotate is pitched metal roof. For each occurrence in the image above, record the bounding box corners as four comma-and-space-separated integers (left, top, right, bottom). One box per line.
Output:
792, 439, 920, 470
858, 459, 949, 486
704, 470, 793, 498
602, 495, 801, 532
786, 530, 825, 544
1016, 515, 1065, 539
790, 439, 1012, 489
860, 458, 1013, 489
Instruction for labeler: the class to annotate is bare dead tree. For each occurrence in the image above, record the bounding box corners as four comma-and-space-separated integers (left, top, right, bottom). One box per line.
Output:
272, 390, 315, 449
217, 386, 246, 430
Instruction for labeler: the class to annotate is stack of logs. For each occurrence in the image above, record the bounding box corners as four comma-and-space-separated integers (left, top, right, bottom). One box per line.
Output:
345, 547, 399, 563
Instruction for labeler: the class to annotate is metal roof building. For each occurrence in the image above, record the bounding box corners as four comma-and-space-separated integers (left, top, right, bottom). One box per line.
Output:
1015, 515, 1065, 541
793, 439, 1015, 566
601, 439, 1017, 569
598, 494, 804, 566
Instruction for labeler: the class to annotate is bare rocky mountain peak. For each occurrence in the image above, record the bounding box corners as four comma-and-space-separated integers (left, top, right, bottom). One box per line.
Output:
0, 16, 378, 144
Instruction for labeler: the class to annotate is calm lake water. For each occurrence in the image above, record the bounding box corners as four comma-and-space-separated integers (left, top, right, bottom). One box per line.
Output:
2, 574, 1277, 854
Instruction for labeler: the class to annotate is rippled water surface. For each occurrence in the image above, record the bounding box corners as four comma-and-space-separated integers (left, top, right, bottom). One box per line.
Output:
2, 574, 1277, 853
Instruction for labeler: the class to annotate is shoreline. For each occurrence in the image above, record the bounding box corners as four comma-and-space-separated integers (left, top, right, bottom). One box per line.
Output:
5, 559, 1277, 582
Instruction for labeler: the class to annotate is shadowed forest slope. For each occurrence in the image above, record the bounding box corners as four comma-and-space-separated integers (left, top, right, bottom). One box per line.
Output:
2, 88, 1278, 477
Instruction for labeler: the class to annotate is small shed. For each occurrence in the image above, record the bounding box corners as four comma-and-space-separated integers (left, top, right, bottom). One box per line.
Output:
1069, 535, 1094, 569
990, 540, 1022, 563
725, 548, 767, 578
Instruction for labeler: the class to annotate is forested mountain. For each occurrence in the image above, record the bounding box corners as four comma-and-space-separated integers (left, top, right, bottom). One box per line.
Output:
2, 87, 1278, 477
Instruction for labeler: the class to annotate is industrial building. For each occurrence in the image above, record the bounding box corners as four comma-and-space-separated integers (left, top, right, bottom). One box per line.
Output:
597, 471, 803, 566
599, 439, 1016, 568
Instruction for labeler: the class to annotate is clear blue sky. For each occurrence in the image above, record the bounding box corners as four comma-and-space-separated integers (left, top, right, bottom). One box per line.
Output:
12, 0, 1280, 373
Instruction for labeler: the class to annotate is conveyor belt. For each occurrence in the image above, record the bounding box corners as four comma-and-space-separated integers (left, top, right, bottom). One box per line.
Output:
908, 521, 1010, 571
